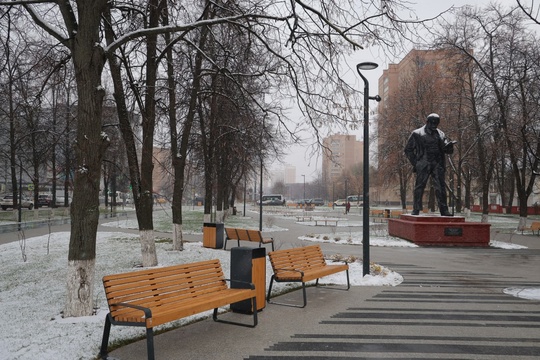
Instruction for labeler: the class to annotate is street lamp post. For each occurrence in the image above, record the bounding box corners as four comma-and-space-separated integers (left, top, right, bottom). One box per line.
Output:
301, 174, 305, 201
356, 62, 381, 276
259, 156, 263, 231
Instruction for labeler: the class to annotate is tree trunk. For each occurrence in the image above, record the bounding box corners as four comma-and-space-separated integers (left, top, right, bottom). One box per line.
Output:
164, 3, 209, 251
65, 0, 109, 317
134, 0, 165, 267
163, 8, 183, 251
139, 229, 157, 265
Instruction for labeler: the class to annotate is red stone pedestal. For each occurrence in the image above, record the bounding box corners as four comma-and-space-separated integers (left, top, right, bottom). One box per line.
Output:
388, 214, 490, 247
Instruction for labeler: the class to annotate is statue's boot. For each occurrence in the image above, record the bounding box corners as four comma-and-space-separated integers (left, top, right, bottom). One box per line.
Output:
440, 206, 453, 217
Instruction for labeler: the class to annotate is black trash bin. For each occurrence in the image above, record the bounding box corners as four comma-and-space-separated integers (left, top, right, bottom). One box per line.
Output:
230, 247, 266, 313
202, 222, 224, 249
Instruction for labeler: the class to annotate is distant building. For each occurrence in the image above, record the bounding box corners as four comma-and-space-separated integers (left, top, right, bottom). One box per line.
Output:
322, 134, 363, 185
284, 165, 296, 184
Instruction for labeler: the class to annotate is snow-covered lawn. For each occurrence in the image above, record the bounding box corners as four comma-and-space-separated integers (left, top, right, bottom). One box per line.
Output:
1, 207, 538, 360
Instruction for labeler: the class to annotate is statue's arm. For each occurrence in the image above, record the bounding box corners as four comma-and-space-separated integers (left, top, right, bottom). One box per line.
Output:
441, 131, 456, 154
404, 133, 417, 166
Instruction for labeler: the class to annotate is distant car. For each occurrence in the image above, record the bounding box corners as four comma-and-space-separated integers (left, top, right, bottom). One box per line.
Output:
312, 198, 324, 206
296, 199, 312, 205
333, 199, 347, 207
347, 195, 363, 206
0, 194, 34, 210
257, 194, 286, 206
37, 194, 52, 208
55, 196, 71, 206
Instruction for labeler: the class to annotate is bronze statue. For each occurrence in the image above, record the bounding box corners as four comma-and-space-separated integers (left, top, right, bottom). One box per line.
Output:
404, 113, 455, 216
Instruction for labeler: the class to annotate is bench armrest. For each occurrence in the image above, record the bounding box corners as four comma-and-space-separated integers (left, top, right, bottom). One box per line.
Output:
111, 302, 152, 319
272, 267, 304, 276
225, 278, 255, 290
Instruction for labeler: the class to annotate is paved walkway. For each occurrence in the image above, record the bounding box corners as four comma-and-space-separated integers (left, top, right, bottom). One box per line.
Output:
107, 213, 540, 360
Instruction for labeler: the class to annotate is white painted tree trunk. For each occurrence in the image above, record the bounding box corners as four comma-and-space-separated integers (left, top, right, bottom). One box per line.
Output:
172, 223, 184, 251
64, 259, 96, 317
481, 213, 489, 223
204, 213, 211, 223
518, 216, 527, 231
140, 229, 158, 267
216, 210, 224, 223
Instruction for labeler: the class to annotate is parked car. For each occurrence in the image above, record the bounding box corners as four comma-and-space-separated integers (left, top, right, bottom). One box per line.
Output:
257, 194, 286, 206
296, 199, 312, 205
333, 199, 347, 207
55, 196, 71, 206
0, 194, 34, 210
312, 198, 325, 206
347, 195, 363, 206
37, 194, 53, 208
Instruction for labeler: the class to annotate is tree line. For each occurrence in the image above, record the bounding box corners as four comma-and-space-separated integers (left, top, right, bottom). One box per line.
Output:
377, 3, 540, 230
1, 0, 429, 318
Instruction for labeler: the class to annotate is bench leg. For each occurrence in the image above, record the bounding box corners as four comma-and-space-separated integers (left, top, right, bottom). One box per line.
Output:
224, 238, 228, 250
267, 277, 307, 308
212, 298, 258, 328
100, 315, 155, 360
266, 275, 275, 303
315, 270, 350, 291
146, 327, 155, 360
99, 315, 112, 359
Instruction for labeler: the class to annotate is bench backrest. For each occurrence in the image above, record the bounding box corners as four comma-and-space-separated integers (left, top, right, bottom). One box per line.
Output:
236, 228, 251, 241
246, 229, 262, 242
102, 259, 228, 319
268, 245, 326, 272
225, 227, 270, 244
225, 227, 238, 240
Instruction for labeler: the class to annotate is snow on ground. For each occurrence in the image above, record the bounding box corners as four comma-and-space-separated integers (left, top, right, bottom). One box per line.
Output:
1, 208, 538, 360
0, 230, 401, 360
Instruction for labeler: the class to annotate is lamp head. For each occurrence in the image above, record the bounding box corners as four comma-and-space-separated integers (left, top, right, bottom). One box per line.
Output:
357, 62, 379, 71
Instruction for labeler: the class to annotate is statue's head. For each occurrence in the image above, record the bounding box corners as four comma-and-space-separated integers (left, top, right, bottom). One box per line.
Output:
426, 113, 440, 130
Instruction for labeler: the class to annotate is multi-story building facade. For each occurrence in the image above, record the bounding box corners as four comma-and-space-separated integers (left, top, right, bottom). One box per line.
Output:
322, 134, 363, 198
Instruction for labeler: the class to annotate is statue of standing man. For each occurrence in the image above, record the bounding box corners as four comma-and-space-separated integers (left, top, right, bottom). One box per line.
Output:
404, 113, 455, 216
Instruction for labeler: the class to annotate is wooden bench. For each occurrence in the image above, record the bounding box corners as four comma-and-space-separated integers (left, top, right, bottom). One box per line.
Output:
223, 227, 275, 251
521, 221, 540, 235
314, 218, 340, 226
266, 244, 350, 308
296, 215, 313, 222
370, 209, 385, 217
100, 259, 257, 360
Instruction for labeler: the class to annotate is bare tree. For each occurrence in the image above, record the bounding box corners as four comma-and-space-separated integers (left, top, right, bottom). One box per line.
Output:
1, 0, 441, 317
516, 0, 540, 24
437, 4, 540, 226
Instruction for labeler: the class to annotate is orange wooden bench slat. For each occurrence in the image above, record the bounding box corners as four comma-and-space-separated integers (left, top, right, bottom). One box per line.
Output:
223, 227, 275, 250
246, 229, 274, 244
100, 259, 257, 360
237, 228, 250, 241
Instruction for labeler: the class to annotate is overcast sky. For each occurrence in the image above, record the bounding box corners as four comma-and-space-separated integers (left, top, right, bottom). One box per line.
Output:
282, 0, 521, 183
